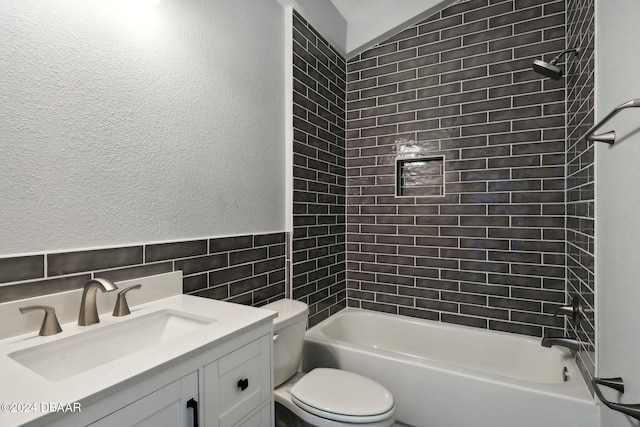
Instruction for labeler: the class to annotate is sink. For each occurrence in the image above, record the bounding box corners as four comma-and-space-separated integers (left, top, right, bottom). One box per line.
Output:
8, 310, 216, 381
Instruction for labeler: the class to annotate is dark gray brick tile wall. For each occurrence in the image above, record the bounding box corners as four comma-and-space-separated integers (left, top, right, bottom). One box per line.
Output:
292, 12, 347, 326
566, 0, 595, 388
346, 0, 567, 337
0, 232, 286, 307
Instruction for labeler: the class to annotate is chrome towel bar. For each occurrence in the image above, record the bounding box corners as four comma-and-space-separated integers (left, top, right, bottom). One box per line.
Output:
592, 377, 640, 420
585, 98, 640, 144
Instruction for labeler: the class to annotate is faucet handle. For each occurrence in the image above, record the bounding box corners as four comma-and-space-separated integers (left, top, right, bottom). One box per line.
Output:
113, 284, 142, 317
554, 297, 584, 326
19, 305, 63, 336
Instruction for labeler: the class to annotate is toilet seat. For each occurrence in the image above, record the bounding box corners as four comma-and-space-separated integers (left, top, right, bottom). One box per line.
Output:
290, 368, 395, 423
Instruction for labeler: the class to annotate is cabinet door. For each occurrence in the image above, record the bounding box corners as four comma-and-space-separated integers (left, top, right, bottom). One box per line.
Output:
204, 335, 272, 427
234, 403, 271, 427
89, 371, 199, 427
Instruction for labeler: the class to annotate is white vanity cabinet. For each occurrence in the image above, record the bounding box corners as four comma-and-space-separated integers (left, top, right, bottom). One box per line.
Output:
44, 321, 273, 427
88, 371, 199, 427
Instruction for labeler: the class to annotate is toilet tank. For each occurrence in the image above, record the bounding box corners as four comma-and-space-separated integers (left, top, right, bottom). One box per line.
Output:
262, 299, 309, 387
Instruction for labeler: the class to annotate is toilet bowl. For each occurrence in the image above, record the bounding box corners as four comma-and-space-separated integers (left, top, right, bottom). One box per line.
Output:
262, 299, 395, 427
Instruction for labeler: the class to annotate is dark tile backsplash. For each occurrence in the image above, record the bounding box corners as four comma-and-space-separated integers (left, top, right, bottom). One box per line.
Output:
566, 0, 595, 388
345, 0, 567, 337
0, 232, 286, 307
292, 12, 347, 327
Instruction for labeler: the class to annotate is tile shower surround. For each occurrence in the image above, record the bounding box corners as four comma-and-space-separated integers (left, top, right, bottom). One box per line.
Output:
566, 0, 595, 386
345, 0, 568, 337
292, 12, 347, 326
0, 232, 287, 307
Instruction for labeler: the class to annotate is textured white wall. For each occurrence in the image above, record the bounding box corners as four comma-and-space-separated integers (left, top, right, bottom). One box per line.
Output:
596, 0, 640, 425
0, 0, 286, 255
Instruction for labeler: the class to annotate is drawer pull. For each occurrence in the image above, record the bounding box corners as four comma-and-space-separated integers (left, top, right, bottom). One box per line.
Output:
186, 398, 199, 427
237, 378, 249, 391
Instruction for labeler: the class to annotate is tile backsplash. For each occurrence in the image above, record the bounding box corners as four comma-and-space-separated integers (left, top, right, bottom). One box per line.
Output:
345, 0, 567, 337
0, 232, 286, 307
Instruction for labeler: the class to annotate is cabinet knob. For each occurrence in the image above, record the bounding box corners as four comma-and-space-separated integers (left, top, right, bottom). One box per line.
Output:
237, 378, 249, 391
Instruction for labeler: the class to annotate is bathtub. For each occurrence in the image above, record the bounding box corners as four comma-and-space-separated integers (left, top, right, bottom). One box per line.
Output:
302, 308, 598, 427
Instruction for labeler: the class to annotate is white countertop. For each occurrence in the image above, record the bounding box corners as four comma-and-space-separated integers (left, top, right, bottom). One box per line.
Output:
0, 274, 277, 426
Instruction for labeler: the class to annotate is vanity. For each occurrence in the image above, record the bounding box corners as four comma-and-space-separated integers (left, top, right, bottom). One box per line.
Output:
0, 272, 276, 427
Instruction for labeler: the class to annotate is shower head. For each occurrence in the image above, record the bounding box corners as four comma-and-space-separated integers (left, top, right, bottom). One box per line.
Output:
532, 48, 582, 80
532, 59, 563, 80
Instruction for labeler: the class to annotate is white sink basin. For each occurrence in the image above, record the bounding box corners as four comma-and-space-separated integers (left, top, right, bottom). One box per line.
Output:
8, 309, 216, 381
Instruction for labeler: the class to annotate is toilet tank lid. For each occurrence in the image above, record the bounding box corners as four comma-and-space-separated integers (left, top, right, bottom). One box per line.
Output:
262, 299, 309, 330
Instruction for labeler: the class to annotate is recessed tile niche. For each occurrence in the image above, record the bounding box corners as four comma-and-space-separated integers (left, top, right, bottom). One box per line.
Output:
395, 156, 445, 197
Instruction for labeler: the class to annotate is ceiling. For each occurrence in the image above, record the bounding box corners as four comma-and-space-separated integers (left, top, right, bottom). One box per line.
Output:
329, 0, 388, 21
279, 0, 464, 58
328, 0, 464, 57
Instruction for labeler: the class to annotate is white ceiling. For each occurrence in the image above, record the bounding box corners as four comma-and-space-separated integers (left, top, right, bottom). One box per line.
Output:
340, 0, 463, 57
279, 0, 464, 58
329, 0, 388, 21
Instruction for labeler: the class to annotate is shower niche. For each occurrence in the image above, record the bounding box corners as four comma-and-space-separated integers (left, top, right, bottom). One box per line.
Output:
395, 155, 445, 197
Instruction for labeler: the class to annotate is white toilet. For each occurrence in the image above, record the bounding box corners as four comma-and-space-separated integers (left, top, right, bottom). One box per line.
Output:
262, 299, 395, 427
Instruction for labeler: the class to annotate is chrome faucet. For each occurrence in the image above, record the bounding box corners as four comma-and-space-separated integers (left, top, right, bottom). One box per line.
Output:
78, 278, 118, 326
541, 337, 580, 352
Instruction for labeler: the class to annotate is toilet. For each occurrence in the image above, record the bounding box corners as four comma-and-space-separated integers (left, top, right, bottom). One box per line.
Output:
262, 299, 395, 427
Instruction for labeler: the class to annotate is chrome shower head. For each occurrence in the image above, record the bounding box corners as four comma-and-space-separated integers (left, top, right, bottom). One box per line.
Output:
532, 48, 582, 80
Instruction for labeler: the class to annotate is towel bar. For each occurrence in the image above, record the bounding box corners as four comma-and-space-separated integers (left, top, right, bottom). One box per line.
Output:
592, 377, 640, 420
584, 99, 640, 144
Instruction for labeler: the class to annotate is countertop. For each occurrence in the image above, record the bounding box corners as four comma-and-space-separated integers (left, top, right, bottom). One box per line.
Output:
0, 291, 276, 426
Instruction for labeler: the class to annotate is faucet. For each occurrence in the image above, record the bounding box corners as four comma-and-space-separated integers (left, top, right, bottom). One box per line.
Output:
541, 337, 580, 352
19, 305, 63, 336
78, 278, 118, 326
554, 297, 585, 326
112, 284, 142, 317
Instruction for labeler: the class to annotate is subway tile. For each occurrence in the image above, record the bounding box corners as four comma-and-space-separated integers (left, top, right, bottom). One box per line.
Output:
441, 313, 488, 329
175, 254, 228, 276
489, 320, 542, 337
464, 1, 513, 22
399, 307, 440, 321
96, 263, 173, 283
0, 255, 44, 284
461, 304, 509, 320
48, 247, 143, 276
416, 298, 459, 313
194, 285, 228, 301
145, 240, 207, 263
0, 275, 91, 303
230, 248, 269, 266
183, 274, 208, 294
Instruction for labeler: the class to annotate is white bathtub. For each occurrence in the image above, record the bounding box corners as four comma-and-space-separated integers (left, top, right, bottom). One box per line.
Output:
302, 308, 598, 427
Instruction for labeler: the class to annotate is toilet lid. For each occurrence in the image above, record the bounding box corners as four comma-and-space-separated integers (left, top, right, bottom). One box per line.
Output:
290, 368, 394, 423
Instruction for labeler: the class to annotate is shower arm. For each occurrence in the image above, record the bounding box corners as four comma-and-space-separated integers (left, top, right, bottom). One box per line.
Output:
584, 98, 640, 144
549, 48, 581, 65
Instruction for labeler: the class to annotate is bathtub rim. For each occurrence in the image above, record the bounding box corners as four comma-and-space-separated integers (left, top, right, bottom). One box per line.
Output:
304, 307, 596, 405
